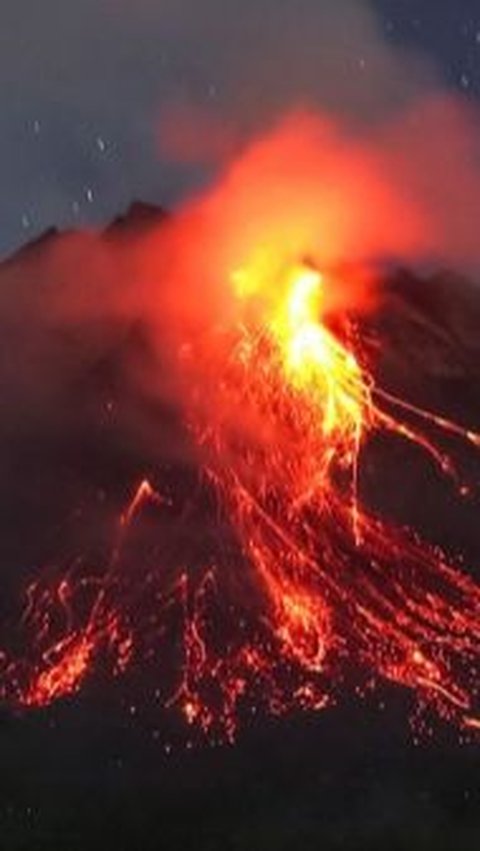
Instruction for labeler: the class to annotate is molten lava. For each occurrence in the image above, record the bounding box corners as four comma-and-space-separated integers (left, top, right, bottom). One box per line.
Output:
180, 254, 480, 734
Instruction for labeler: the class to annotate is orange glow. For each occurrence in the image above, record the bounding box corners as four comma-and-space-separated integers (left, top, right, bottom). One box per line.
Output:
150, 111, 430, 350
22, 634, 95, 708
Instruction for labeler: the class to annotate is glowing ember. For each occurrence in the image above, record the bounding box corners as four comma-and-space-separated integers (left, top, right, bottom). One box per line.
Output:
22, 633, 95, 707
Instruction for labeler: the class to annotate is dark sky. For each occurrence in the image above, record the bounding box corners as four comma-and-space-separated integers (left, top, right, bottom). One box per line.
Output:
0, 0, 479, 257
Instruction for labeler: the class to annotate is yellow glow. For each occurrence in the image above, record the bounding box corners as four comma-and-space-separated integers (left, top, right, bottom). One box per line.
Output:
274, 264, 328, 380
235, 260, 367, 438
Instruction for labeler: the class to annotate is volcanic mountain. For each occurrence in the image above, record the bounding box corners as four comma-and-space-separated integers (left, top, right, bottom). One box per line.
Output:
0, 201, 480, 735
1, 202, 480, 851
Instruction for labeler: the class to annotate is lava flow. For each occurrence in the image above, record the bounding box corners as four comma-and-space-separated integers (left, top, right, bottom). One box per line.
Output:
178, 252, 480, 735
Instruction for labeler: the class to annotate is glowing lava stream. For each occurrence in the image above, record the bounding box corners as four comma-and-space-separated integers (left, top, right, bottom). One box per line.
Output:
2, 257, 480, 740
186, 257, 480, 732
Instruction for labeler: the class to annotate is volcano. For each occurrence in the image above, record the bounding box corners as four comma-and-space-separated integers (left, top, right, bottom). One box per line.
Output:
0, 202, 480, 743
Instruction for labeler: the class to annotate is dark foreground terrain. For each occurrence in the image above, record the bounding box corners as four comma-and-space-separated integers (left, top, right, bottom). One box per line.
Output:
0, 698, 479, 851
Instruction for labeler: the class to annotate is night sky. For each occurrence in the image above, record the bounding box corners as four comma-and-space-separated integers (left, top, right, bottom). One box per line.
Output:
1, 0, 480, 256
2, 3, 480, 850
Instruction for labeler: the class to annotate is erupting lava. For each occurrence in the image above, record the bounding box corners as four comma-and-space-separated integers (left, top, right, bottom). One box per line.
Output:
182, 252, 480, 734
2, 114, 480, 741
